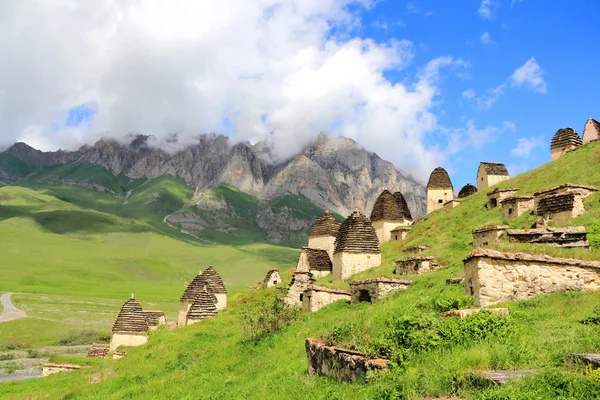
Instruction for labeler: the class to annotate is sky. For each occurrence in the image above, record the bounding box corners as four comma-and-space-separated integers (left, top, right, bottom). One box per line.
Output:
0, 0, 598, 187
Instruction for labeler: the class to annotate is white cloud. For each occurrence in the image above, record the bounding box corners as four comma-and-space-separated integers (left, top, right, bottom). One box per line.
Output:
0, 0, 470, 182
511, 136, 544, 158
477, 0, 498, 19
511, 0, 525, 7
443, 119, 511, 154
467, 57, 547, 110
503, 121, 517, 132
480, 32, 494, 45
462, 89, 476, 99
509, 57, 547, 93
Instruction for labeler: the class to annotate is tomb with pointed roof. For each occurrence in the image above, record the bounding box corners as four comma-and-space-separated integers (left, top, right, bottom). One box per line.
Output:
426, 167, 454, 215
263, 268, 282, 288
551, 127, 582, 160
458, 183, 478, 199
583, 118, 600, 145
186, 289, 218, 326
308, 211, 341, 260
332, 211, 381, 282
109, 296, 149, 351
370, 190, 412, 244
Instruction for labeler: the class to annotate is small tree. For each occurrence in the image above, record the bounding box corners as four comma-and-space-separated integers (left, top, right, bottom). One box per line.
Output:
240, 289, 300, 343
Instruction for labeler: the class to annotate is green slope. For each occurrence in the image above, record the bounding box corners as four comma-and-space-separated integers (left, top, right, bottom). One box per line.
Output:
0, 153, 36, 180
7, 146, 600, 398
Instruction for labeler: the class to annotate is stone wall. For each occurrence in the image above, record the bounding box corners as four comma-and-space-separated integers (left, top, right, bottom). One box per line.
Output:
427, 188, 453, 215
443, 199, 461, 210
215, 293, 227, 310
536, 193, 585, 223
285, 272, 313, 306
308, 235, 336, 261
486, 188, 519, 210
583, 119, 600, 144
390, 227, 411, 241
263, 270, 282, 288
501, 197, 534, 220
551, 144, 577, 161
302, 286, 351, 312
507, 227, 589, 249
349, 278, 412, 304
42, 362, 83, 377
109, 332, 148, 352
372, 220, 410, 244
332, 252, 381, 282
472, 226, 508, 247
395, 256, 440, 275
305, 338, 388, 383
463, 248, 600, 307
178, 300, 193, 327
533, 184, 597, 209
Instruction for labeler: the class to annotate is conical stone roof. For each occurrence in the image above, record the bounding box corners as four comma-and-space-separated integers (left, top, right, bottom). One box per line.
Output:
334, 211, 380, 254
309, 211, 341, 237
393, 191, 413, 220
112, 296, 148, 333
202, 266, 227, 294
551, 128, 582, 149
427, 167, 453, 190
458, 183, 478, 199
186, 289, 218, 321
370, 190, 403, 221
180, 271, 208, 301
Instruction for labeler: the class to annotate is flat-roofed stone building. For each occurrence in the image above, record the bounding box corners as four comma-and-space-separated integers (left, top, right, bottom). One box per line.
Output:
308, 211, 341, 260
395, 256, 440, 275
332, 211, 381, 282
370, 190, 411, 244
551, 128, 582, 160
533, 184, 597, 210
582, 118, 600, 144
487, 187, 520, 210
536, 193, 586, 223
186, 289, 218, 326
301, 286, 351, 312
110, 296, 148, 351
390, 227, 411, 241
507, 227, 589, 250
458, 183, 478, 199
464, 248, 600, 306
500, 196, 534, 220
263, 268, 282, 288
143, 311, 166, 331
426, 167, 453, 214
348, 278, 412, 304
477, 162, 510, 190
443, 199, 461, 210
472, 225, 509, 247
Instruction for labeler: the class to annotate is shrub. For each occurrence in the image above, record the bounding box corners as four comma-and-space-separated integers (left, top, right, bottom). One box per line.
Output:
56, 329, 110, 346
239, 289, 300, 343
0, 342, 31, 351
0, 353, 15, 361
0, 361, 25, 373
431, 293, 474, 312
581, 306, 600, 325
324, 322, 357, 347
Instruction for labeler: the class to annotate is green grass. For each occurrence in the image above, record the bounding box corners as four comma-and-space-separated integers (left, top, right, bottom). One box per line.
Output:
0, 154, 36, 179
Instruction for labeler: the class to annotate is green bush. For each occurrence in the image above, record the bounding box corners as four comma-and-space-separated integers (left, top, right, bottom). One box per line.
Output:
239, 289, 300, 343
56, 329, 110, 346
431, 293, 474, 312
0, 361, 25, 373
0, 353, 15, 361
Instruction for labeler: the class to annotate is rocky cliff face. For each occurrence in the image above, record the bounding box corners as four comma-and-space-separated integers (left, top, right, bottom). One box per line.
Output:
1, 133, 426, 217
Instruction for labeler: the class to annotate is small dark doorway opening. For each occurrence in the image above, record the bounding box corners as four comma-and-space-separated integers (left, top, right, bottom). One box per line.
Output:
273, 280, 278, 285
508, 208, 513, 215
357, 289, 372, 303
490, 199, 497, 208
299, 293, 303, 302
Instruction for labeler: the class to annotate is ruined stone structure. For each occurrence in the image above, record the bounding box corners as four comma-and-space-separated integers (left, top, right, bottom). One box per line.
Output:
295, 247, 333, 278
348, 278, 412, 304
477, 162, 510, 190
143, 311, 166, 331
302, 286, 351, 312
308, 211, 341, 260
500, 196, 534, 220
426, 166, 453, 214
533, 184, 597, 210
403, 245, 430, 254
110, 296, 148, 351
507, 227, 590, 249
390, 227, 411, 241
536, 193, 585, 223
446, 277, 464, 285
487, 187, 519, 210
395, 256, 440, 275
443, 308, 509, 319
370, 190, 412, 244
285, 271, 314, 306
332, 211, 381, 282
263, 268, 282, 288
551, 127, 582, 160
42, 362, 83, 377
305, 338, 388, 383
458, 183, 478, 199
86, 343, 110, 359
463, 248, 600, 307
472, 225, 509, 247
443, 199, 461, 210
582, 118, 600, 144
186, 289, 218, 326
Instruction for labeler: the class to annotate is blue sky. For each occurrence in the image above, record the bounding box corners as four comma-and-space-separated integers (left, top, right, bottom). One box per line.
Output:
2, 0, 598, 188
352, 0, 599, 187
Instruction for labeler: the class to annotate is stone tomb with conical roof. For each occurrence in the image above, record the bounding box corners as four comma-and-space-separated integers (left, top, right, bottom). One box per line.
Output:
186, 289, 218, 326
426, 167, 453, 214
308, 211, 341, 260
332, 211, 381, 282
202, 266, 227, 310
477, 162, 510, 190
583, 118, 600, 145
110, 296, 149, 351
370, 190, 412, 244
263, 268, 282, 288
178, 266, 227, 327
551, 127, 582, 160
458, 183, 478, 199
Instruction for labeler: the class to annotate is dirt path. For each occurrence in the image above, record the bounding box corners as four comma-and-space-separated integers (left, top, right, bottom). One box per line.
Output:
0, 293, 27, 323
